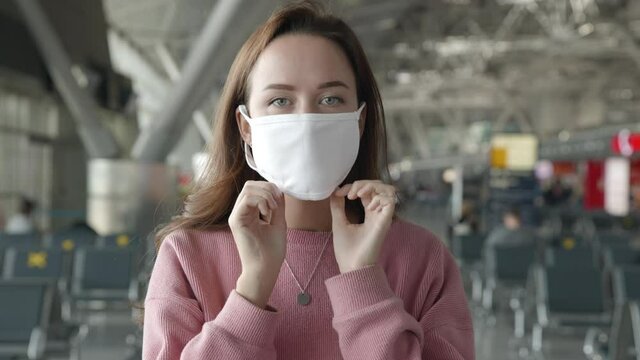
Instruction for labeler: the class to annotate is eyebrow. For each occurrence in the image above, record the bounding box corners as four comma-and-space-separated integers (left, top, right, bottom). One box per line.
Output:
263, 81, 350, 91
318, 81, 349, 89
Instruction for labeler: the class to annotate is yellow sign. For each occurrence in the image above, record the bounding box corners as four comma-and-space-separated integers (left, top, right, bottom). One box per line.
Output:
490, 134, 538, 170
116, 235, 130, 248
562, 237, 576, 250
62, 239, 75, 251
490, 147, 507, 168
27, 252, 47, 269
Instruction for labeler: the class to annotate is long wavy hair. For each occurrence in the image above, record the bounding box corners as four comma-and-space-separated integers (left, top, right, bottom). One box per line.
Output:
154, 0, 389, 250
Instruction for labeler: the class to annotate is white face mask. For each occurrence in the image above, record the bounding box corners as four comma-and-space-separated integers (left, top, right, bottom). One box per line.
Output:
238, 103, 365, 201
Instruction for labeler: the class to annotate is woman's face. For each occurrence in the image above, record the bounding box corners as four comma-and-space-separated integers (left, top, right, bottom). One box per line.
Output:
237, 34, 365, 144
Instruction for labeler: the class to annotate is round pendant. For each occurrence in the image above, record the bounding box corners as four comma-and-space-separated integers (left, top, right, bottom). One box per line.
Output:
297, 292, 311, 306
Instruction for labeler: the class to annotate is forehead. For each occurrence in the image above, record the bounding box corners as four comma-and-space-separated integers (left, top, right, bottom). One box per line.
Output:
249, 34, 356, 89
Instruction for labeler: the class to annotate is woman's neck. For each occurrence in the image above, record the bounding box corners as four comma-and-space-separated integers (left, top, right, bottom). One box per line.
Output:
284, 195, 332, 232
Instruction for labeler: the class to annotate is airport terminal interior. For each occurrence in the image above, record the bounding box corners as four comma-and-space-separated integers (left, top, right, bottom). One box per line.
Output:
1, 0, 640, 359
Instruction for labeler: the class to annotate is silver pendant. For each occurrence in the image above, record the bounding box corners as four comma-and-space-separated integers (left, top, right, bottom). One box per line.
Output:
297, 292, 311, 306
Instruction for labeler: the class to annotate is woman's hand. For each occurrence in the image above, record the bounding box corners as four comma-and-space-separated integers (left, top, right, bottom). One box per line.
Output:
229, 181, 286, 309
329, 180, 397, 273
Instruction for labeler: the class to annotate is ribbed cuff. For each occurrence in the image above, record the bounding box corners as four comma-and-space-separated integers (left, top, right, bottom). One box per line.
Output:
213, 290, 281, 347
324, 264, 396, 318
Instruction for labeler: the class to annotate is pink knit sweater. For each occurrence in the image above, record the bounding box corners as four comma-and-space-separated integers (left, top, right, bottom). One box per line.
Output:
142, 219, 475, 359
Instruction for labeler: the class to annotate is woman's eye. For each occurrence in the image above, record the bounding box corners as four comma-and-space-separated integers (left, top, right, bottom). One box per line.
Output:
320, 96, 343, 106
270, 98, 290, 107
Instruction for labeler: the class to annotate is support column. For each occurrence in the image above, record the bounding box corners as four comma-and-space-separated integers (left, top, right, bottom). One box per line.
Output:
15, 0, 120, 159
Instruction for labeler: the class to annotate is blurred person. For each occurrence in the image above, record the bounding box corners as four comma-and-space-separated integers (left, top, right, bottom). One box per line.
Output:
543, 177, 572, 207
485, 207, 535, 249
484, 207, 537, 275
142, 2, 473, 360
5, 196, 36, 235
454, 200, 479, 235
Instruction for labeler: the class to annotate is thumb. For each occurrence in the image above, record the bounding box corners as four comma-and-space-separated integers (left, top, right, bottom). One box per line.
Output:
330, 191, 349, 226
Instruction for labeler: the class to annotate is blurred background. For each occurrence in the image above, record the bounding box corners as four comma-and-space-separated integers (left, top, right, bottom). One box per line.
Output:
1, 0, 640, 359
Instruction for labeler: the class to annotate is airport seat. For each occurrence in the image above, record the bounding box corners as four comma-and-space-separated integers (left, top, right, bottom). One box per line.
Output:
0, 279, 53, 360
597, 231, 632, 246
452, 233, 486, 266
613, 266, 640, 305
604, 246, 640, 268
2, 246, 86, 359
545, 247, 597, 269
531, 264, 610, 354
483, 242, 538, 304
589, 213, 616, 233
584, 301, 640, 360
2, 246, 68, 322
3, 247, 66, 282
98, 233, 141, 254
46, 223, 98, 252
0, 232, 42, 249
46, 231, 96, 253
451, 233, 486, 306
46, 230, 97, 288
549, 233, 588, 250
494, 243, 538, 284
64, 247, 139, 322
0, 239, 45, 289
482, 242, 538, 338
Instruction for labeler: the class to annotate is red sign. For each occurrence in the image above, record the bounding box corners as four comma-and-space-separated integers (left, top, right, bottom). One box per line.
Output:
553, 161, 576, 175
611, 131, 640, 156
631, 159, 640, 185
584, 160, 605, 210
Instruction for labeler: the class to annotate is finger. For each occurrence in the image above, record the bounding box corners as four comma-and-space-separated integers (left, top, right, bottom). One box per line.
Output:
245, 187, 278, 209
246, 181, 282, 204
373, 193, 394, 211
365, 197, 396, 227
244, 194, 271, 218
261, 182, 283, 199
356, 183, 379, 199
363, 183, 395, 198
349, 181, 390, 200
335, 184, 352, 197
367, 196, 382, 212
372, 192, 398, 212
330, 191, 349, 226
377, 195, 397, 214
347, 181, 369, 200
380, 204, 395, 216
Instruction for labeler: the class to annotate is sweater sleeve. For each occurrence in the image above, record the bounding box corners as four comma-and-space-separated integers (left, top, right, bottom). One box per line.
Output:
142, 234, 281, 360
324, 244, 474, 360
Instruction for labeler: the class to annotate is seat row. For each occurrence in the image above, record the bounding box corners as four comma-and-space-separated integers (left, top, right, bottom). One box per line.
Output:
0, 231, 143, 360
452, 232, 640, 359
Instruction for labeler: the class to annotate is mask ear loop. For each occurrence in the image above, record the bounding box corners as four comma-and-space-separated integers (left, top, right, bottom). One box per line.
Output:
243, 141, 259, 171
238, 105, 260, 172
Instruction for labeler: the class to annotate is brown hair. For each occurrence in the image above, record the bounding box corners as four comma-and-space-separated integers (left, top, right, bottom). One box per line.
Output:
154, 0, 389, 250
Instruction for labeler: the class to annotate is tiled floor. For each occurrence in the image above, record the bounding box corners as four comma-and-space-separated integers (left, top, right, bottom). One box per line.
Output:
472, 310, 588, 360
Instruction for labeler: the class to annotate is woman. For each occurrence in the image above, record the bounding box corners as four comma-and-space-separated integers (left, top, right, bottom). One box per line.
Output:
143, 2, 474, 359
5, 196, 36, 235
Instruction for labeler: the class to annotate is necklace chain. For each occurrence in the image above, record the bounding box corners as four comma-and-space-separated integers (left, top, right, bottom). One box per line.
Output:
283, 233, 332, 294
